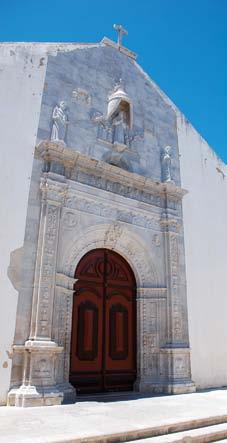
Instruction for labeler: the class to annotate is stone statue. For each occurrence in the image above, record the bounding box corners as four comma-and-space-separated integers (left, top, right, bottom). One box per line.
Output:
112, 109, 128, 146
161, 145, 173, 182
50, 101, 68, 144
107, 80, 132, 147
92, 80, 138, 150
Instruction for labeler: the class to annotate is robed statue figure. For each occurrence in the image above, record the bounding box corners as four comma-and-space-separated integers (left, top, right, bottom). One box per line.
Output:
51, 101, 68, 144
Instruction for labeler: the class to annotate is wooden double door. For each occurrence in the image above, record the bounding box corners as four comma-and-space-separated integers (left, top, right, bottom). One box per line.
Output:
69, 249, 137, 394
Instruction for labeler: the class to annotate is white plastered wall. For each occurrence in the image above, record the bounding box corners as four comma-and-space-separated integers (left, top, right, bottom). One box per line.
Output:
0, 42, 97, 405
177, 113, 227, 389
0, 43, 49, 404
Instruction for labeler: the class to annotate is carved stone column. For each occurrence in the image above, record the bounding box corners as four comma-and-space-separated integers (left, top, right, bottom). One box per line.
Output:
8, 176, 68, 407
160, 191, 195, 393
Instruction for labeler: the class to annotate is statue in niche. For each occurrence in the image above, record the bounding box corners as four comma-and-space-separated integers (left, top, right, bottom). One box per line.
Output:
107, 79, 132, 147
93, 80, 133, 149
50, 101, 69, 144
161, 145, 173, 182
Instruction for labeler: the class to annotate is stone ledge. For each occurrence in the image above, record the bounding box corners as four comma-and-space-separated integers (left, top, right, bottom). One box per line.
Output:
35, 141, 187, 201
25, 341, 63, 352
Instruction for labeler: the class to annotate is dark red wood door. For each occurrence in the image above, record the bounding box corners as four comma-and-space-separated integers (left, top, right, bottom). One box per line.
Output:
69, 249, 136, 394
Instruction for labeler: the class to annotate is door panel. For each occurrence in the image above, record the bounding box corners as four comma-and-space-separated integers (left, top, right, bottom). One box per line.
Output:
69, 249, 136, 394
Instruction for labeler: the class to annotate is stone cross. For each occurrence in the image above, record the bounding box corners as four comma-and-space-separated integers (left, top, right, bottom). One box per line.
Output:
113, 24, 128, 47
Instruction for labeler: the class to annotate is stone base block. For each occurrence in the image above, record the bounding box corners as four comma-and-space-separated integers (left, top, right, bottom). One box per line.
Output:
56, 382, 77, 404
135, 378, 196, 395
7, 385, 63, 407
162, 381, 196, 395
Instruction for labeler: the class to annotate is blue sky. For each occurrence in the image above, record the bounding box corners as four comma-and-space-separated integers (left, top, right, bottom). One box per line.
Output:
1, 0, 226, 163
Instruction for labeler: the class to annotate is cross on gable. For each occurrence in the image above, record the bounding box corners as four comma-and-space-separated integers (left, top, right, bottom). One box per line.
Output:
113, 24, 128, 47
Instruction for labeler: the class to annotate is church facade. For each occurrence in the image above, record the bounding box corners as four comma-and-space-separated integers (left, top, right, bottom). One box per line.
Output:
0, 33, 226, 407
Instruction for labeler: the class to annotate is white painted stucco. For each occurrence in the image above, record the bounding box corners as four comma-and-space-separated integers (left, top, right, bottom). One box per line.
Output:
0, 43, 48, 404
177, 113, 227, 389
0, 42, 95, 404
0, 42, 226, 404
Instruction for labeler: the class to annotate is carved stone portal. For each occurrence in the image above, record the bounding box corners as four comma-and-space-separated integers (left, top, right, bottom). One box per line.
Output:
8, 141, 195, 407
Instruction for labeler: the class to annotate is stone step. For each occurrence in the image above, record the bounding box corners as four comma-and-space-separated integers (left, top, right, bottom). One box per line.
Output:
129, 422, 227, 442
74, 415, 227, 442
75, 391, 144, 403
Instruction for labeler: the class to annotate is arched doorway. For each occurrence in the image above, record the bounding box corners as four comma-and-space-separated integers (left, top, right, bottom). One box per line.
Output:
69, 248, 137, 394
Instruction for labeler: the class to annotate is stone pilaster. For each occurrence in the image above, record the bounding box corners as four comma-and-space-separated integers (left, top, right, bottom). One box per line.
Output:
8, 176, 68, 407
160, 194, 195, 393
135, 288, 167, 393
52, 273, 77, 403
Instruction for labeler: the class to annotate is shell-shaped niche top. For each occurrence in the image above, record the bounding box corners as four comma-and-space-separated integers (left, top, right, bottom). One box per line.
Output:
107, 79, 133, 130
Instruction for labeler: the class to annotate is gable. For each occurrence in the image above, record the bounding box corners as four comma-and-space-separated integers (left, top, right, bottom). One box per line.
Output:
37, 43, 181, 186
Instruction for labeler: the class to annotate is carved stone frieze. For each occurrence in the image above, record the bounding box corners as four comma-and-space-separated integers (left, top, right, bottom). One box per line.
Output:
35, 141, 187, 204
64, 192, 160, 230
73, 169, 164, 208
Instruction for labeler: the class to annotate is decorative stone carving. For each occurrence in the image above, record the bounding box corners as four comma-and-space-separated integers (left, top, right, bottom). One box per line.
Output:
153, 234, 161, 247
92, 80, 143, 153
62, 223, 160, 288
9, 137, 195, 406
98, 79, 132, 147
64, 193, 160, 230
72, 88, 91, 105
35, 142, 186, 205
61, 211, 78, 229
161, 145, 173, 183
50, 101, 69, 145
104, 222, 123, 246
107, 79, 132, 146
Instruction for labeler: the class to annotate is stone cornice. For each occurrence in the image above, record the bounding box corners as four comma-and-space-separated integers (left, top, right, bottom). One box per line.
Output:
35, 141, 187, 201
